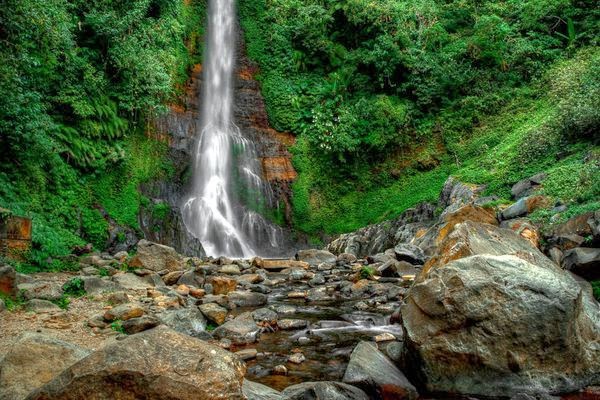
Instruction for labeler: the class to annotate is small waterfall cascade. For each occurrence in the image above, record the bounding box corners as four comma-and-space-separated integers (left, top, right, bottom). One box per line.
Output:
182, 0, 285, 258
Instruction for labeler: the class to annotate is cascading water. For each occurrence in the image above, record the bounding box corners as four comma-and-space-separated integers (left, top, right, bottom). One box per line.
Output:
182, 0, 285, 258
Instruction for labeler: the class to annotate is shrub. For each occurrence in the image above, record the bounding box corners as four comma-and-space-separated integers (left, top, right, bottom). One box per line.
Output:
62, 278, 86, 298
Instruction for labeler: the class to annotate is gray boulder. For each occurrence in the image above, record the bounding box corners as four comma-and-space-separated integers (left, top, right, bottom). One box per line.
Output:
342, 341, 418, 400
129, 239, 184, 272
0, 332, 90, 400
438, 176, 486, 217
242, 380, 282, 400
296, 249, 336, 266
17, 281, 62, 301
228, 291, 267, 307
281, 381, 369, 400
402, 254, 600, 396
393, 244, 426, 265
25, 326, 245, 400
26, 299, 61, 313
212, 312, 260, 345
157, 307, 208, 339
562, 247, 600, 280
327, 204, 434, 257
80, 276, 119, 295
500, 198, 529, 220
112, 273, 154, 290
511, 173, 547, 199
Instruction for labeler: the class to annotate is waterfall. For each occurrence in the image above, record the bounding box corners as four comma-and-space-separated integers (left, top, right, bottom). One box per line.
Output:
182, 0, 285, 258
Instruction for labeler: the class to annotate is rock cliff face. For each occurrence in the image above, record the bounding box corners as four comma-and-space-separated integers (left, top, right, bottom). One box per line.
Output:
235, 40, 297, 225
140, 33, 297, 256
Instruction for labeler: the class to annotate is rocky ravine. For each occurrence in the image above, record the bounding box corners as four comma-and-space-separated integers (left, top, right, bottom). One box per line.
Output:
1, 176, 599, 400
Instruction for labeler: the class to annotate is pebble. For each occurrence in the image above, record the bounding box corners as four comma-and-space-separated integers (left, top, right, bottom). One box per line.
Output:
278, 319, 308, 330
175, 284, 190, 296
273, 365, 288, 375
288, 352, 306, 364
298, 336, 311, 345
189, 288, 206, 299
374, 332, 396, 342
287, 291, 308, 299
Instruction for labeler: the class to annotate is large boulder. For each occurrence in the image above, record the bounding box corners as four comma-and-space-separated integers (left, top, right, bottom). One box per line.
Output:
414, 205, 498, 257
548, 210, 600, 245
342, 341, 418, 400
562, 247, 600, 280
129, 240, 184, 272
421, 220, 555, 276
26, 326, 246, 400
112, 272, 156, 290
510, 173, 546, 199
438, 176, 486, 217
393, 244, 426, 265
296, 249, 336, 266
402, 254, 600, 397
0, 332, 90, 400
17, 281, 63, 301
281, 381, 369, 400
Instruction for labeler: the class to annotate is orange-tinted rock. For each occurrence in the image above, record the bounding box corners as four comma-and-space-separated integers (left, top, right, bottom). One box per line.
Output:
501, 218, 541, 249
416, 205, 498, 258
210, 276, 237, 295
422, 220, 555, 275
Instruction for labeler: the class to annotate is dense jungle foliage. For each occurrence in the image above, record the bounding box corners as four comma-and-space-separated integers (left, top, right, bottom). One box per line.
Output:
238, 0, 599, 236
0, 0, 205, 269
0, 0, 598, 270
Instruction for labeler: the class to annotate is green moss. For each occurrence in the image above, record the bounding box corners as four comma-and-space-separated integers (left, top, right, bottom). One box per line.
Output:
359, 266, 376, 280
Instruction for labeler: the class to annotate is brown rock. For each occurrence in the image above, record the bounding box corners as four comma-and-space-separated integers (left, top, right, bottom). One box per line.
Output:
175, 284, 190, 296
121, 316, 161, 334
402, 254, 600, 396
198, 302, 228, 325
500, 218, 541, 248
0, 332, 90, 400
25, 326, 246, 400
253, 257, 310, 271
189, 288, 206, 299
210, 276, 237, 295
421, 220, 555, 276
103, 303, 144, 322
162, 270, 184, 285
129, 240, 184, 272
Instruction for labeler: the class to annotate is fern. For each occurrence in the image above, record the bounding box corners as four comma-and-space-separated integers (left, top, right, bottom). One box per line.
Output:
53, 97, 127, 168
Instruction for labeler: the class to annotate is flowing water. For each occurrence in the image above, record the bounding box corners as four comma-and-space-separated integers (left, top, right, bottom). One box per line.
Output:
182, 0, 285, 258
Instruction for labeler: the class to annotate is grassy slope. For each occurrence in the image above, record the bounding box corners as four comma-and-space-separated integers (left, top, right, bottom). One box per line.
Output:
287, 51, 599, 238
